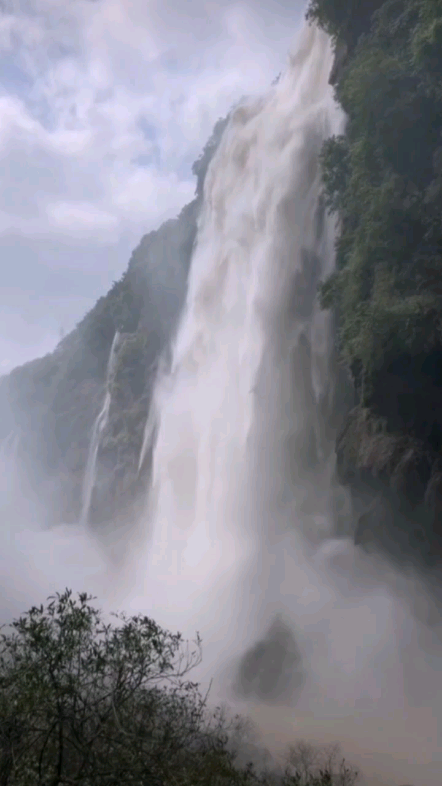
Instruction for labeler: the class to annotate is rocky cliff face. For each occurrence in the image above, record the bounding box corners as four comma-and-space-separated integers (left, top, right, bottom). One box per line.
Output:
336, 405, 442, 569
0, 116, 228, 529
312, 0, 442, 572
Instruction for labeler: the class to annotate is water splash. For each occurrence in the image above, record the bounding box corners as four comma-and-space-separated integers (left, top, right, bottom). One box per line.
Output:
80, 332, 121, 527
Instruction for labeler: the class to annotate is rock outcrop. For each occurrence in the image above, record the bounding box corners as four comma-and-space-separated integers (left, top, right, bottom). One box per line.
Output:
336, 405, 442, 568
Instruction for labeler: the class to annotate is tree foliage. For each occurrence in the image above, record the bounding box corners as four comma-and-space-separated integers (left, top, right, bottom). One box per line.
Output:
308, 0, 442, 422
0, 591, 360, 786
306, 0, 384, 45
0, 590, 206, 786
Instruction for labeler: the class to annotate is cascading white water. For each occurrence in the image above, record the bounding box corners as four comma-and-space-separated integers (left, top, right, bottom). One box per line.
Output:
138, 399, 158, 475
80, 331, 121, 527
145, 22, 344, 582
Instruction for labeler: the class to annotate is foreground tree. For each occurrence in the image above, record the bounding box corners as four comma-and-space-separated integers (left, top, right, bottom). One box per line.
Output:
0, 590, 240, 786
0, 591, 360, 786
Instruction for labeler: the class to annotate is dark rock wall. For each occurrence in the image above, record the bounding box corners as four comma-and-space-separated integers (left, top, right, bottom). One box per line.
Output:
336, 406, 442, 568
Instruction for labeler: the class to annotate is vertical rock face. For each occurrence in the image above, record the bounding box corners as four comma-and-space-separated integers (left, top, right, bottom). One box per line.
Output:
234, 617, 305, 705
328, 40, 348, 86
336, 406, 442, 569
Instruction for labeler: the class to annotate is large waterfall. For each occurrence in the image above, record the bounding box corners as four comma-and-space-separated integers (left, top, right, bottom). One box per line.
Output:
147, 23, 344, 570
139, 22, 348, 642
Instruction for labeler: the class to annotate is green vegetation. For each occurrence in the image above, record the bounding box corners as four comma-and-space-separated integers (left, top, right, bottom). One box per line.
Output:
0, 591, 360, 786
308, 0, 442, 435
306, 1, 384, 45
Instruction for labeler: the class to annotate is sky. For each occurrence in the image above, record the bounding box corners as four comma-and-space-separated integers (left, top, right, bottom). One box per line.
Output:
0, 0, 305, 373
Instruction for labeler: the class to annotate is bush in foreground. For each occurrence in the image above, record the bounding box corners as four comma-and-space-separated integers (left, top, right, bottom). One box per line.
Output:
0, 591, 359, 786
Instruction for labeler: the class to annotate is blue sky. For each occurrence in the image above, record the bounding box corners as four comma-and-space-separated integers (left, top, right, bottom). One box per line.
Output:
0, 0, 305, 372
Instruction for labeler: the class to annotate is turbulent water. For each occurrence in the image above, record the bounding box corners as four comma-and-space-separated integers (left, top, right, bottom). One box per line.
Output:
1, 20, 441, 786
80, 331, 121, 527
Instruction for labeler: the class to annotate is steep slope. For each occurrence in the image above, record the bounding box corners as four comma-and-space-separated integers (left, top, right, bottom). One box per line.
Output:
0, 116, 228, 528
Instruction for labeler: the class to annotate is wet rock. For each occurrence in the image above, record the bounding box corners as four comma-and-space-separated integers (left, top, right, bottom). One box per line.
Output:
390, 447, 432, 507
234, 616, 305, 705
337, 406, 442, 567
337, 406, 433, 502
329, 41, 348, 86
424, 466, 442, 514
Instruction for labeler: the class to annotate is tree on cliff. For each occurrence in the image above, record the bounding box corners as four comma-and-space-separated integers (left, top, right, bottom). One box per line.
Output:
306, 0, 385, 45
0, 590, 360, 786
307, 0, 442, 432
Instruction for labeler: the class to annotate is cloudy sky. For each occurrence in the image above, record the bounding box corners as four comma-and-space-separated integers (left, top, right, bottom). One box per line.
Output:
0, 0, 305, 373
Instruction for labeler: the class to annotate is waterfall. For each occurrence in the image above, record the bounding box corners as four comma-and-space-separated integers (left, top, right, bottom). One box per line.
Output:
145, 22, 345, 576
138, 399, 158, 475
134, 19, 359, 706
80, 331, 121, 527
137, 356, 169, 476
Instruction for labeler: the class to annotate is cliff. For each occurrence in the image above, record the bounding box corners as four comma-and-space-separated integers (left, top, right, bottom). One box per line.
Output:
0, 116, 229, 529
308, 0, 442, 568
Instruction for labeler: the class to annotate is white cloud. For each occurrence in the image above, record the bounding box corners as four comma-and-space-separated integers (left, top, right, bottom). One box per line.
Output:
109, 168, 195, 225
46, 201, 119, 237
0, 95, 40, 141
0, 0, 305, 367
